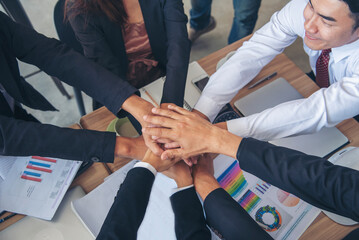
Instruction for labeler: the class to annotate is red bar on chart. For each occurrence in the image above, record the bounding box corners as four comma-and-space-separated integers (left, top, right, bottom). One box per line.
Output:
27, 165, 52, 173
21, 175, 42, 182
32, 156, 57, 163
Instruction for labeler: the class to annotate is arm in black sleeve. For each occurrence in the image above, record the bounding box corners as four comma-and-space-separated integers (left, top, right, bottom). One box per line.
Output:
204, 188, 271, 240
0, 115, 115, 162
170, 187, 211, 240
97, 168, 155, 240
0, 12, 136, 116
162, 0, 191, 106
237, 138, 359, 221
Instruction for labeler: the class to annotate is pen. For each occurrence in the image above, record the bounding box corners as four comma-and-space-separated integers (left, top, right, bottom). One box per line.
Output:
0, 211, 6, 218
0, 213, 17, 223
248, 72, 277, 89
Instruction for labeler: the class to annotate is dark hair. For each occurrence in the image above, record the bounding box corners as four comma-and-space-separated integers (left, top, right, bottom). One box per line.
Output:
341, 0, 359, 30
65, 0, 127, 25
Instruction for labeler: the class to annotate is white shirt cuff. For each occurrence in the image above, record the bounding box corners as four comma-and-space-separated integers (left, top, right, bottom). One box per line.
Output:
227, 117, 251, 138
171, 184, 194, 195
133, 162, 157, 176
194, 95, 224, 122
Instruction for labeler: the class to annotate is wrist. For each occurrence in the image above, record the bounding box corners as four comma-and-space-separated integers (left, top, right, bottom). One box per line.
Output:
175, 175, 193, 188
192, 109, 209, 121
212, 127, 242, 158
122, 95, 153, 121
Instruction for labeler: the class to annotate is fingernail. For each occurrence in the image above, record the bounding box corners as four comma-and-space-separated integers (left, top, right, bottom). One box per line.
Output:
141, 128, 146, 132
143, 115, 148, 120
152, 108, 158, 113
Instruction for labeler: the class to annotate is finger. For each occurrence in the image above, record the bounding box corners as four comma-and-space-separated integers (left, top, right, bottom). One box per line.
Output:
151, 107, 183, 120
161, 149, 184, 161
164, 142, 181, 149
155, 138, 173, 144
189, 156, 198, 165
142, 127, 175, 140
183, 158, 193, 167
167, 104, 192, 116
143, 135, 163, 156
143, 114, 177, 128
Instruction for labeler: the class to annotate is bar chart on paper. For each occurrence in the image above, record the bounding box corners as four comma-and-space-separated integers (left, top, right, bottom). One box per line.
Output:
213, 155, 320, 240
20, 157, 57, 182
0, 155, 81, 220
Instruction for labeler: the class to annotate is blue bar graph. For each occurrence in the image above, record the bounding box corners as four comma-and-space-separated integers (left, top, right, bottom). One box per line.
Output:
23, 171, 41, 177
29, 161, 51, 168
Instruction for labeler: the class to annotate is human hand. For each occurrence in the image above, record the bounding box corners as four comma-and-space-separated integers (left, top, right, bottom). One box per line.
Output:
142, 105, 224, 161
192, 153, 220, 201
114, 136, 147, 161
162, 161, 193, 188
142, 148, 180, 172
121, 95, 163, 156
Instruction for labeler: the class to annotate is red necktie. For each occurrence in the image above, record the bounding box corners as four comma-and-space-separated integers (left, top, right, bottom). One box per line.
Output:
315, 49, 331, 88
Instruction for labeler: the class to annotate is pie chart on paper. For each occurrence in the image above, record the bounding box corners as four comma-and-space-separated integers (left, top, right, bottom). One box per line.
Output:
277, 189, 300, 207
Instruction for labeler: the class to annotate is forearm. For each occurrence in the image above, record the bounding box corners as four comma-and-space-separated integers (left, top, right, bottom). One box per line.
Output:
170, 187, 211, 240
204, 188, 271, 240
237, 138, 359, 221
162, 0, 191, 106
0, 116, 115, 162
97, 168, 155, 239
4, 12, 136, 115
121, 95, 153, 122
194, 0, 301, 122
207, 125, 242, 159
228, 81, 359, 140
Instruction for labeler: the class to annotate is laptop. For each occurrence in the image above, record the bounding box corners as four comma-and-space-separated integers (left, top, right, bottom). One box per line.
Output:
0, 186, 93, 240
234, 77, 349, 158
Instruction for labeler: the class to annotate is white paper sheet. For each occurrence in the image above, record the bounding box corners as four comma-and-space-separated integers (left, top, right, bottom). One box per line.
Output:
0, 156, 81, 220
0, 155, 16, 180
213, 155, 320, 240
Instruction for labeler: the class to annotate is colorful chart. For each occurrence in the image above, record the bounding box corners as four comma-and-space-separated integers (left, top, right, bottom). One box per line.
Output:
21, 156, 57, 182
277, 189, 300, 207
21, 171, 42, 182
239, 190, 261, 213
217, 161, 247, 198
255, 205, 282, 232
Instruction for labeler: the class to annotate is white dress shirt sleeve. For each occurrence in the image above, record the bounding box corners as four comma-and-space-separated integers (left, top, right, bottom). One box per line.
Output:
194, 0, 306, 122
227, 76, 359, 140
133, 162, 157, 176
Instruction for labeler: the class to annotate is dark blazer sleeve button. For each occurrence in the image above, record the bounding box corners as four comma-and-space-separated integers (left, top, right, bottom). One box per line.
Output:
91, 156, 100, 162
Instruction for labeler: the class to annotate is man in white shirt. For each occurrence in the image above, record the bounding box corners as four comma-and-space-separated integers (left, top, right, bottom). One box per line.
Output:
194, 0, 359, 141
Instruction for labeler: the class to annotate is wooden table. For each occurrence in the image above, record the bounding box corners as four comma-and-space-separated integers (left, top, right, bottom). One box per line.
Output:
78, 35, 359, 239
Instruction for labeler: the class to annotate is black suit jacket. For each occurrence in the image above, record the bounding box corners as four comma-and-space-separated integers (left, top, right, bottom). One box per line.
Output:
68, 0, 191, 107
204, 188, 271, 240
97, 167, 211, 240
237, 138, 359, 222
0, 12, 138, 162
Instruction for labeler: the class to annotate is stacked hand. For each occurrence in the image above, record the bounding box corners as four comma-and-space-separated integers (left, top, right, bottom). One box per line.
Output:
142, 104, 241, 162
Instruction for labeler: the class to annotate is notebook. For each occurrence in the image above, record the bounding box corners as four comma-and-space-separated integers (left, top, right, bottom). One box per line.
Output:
234, 77, 349, 158
0, 186, 93, 240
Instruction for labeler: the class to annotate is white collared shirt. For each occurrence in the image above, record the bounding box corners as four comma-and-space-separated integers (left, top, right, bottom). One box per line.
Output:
194, 0, 359, 141
133, 162, 194, 194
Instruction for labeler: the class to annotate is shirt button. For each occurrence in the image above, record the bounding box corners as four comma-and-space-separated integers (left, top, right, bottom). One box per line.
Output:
91, 156, 100, 162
